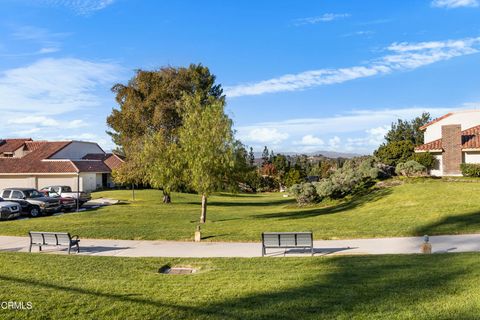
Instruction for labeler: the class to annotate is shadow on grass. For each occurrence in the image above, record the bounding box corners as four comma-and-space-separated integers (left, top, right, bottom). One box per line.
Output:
185, 198, 294, 207
0, 253, 475, 319
415, 210, 480, 236
253, 188, 392, 220
201, 254, 470, 319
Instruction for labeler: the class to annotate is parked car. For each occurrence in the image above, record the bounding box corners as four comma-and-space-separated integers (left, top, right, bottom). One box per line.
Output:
40, 185, 91, 206
0, 188, 61, 217
38, 190, 77, 212
0, 197, 21, 220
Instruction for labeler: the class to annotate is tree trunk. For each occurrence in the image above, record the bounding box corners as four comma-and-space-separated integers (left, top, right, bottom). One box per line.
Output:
162, 192, 171, 204
200, 194, 207, 224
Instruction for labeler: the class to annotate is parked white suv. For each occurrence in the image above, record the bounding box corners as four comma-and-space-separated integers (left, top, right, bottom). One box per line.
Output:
0, 197, 21, 220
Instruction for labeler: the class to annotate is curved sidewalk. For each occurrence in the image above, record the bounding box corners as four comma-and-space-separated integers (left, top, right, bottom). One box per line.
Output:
1, 234, 480, 257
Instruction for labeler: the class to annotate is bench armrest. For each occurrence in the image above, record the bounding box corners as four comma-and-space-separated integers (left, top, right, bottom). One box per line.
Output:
71, 235, 80, 241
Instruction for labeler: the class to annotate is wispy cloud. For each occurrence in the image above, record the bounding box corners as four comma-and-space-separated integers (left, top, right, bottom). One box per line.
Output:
0, 58, 122, 114
5, 26, 70, 56
225, 36, 480, 98
431, 0, 479, 8
293, 13, 351, 26
41, 0, 115, 15
237, 106, 467, 153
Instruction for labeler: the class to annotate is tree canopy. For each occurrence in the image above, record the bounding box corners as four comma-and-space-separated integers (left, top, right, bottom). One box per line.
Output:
107, 64, 224, 150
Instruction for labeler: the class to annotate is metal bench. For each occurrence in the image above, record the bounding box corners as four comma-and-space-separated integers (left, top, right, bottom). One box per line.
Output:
262, 232, 314, 256
28, 231, 80, 254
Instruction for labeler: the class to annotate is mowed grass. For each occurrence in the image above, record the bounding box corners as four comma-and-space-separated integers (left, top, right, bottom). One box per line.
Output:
0, 179, 480, 241
0, 252, 479, 319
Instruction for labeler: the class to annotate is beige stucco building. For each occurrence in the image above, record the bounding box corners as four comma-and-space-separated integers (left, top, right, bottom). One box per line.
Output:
0, 139, 124, 192
415, 110, 480, 176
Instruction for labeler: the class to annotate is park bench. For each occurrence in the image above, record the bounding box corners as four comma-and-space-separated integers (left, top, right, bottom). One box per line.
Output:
28, 231, 80, 254
261, 232, 314, 256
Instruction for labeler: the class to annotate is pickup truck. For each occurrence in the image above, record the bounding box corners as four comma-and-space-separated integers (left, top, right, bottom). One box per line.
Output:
1, 188, 61, 217
40, 185, 91, 206
0, 197, 21, 220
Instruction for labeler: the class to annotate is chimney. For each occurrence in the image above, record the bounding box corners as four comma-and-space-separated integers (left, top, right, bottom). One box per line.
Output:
441, 124, 462, 175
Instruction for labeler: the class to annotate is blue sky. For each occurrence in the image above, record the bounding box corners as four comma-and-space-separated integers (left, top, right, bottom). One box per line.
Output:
0, 0, 479, 154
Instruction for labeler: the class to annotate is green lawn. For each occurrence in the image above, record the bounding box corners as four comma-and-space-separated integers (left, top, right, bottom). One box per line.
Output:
0, 178, 480, 241
0, 252, 479, 319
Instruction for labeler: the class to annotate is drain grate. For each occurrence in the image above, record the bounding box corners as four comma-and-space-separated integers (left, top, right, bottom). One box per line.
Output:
159, 265, 197, 275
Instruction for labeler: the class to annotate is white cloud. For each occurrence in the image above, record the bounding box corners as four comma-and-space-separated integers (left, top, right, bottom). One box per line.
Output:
295, 135, 325, 146
8, 116, 59, 127
236, 106, 467, 154
432, 0, 478, 8
225, 36, 480, 98
240, 128, 289, 144
10, 26, 69, 55
0, 58, 122, 114
328, 136, 341, 149
41, 0, 115, 15
293, 13, 351, 26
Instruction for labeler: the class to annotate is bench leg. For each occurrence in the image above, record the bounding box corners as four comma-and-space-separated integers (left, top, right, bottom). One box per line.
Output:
76, 243, 80, 253
262, 246, 265, 257
311, 247, 314, 256
68, 245, 71, 255
29, 244, 32, 253
38, 245, 42, 252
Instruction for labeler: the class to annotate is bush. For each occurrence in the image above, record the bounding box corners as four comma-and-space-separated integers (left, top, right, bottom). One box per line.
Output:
291, 158, 382, 204
460, 163, 480, 177
257, 176, 278, 192
289, 183, 319, 205
374, 140, 415, 167
412, 152, 436, 169
395, 161, 427, 177
298, 183, 320, 205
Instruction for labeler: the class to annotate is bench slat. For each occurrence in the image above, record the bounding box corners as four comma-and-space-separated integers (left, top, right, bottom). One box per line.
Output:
262, 232, 313, 256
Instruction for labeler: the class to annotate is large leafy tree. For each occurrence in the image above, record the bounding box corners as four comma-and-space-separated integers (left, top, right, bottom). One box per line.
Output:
384, 112, 431, 145
107, 64, 223, 148
179, 94, 236, 224
375, 112, 432, 166
107, 64, 224, 201
140, 130, 185, 203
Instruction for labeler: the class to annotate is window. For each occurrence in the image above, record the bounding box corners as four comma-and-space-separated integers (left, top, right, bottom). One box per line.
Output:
23, 190, 43, 198
11, 191, 24, 199
1, 190, 11, 198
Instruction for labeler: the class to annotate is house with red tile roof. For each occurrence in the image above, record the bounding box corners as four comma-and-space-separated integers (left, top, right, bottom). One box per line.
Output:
0, 139, 124, 192
414, 110, 480, 176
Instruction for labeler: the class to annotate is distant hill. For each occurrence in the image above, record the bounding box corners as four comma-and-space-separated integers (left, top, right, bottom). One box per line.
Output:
254, 150, 364, 159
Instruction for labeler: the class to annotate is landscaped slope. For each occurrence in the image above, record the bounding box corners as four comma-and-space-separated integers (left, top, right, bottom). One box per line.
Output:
0, 179, 479, 241
0, 252, 479, 319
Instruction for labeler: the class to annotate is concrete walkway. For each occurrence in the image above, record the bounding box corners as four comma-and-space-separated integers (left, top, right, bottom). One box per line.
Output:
1, 234, 480, 257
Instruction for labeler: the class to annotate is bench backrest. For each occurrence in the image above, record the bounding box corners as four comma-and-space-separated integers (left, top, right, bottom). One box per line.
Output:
262, 232, 313, 248
29, 232, 71, 245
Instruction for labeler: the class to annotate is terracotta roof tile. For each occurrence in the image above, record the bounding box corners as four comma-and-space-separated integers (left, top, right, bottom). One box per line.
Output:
415, 125, 480, 152
0, 138, 32, 153
0, 139, 119, 174
72, 160, 111, 173
83, 153, 125, 170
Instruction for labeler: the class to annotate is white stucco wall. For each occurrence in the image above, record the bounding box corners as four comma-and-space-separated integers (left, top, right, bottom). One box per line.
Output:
428, 152, 443, 176
464, 151, 480, 164
37, 175, 78, 190
80, 173, 97, 192
49, 141, 105, 160
424, 110, 480, 143
0, 176, 36, 190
